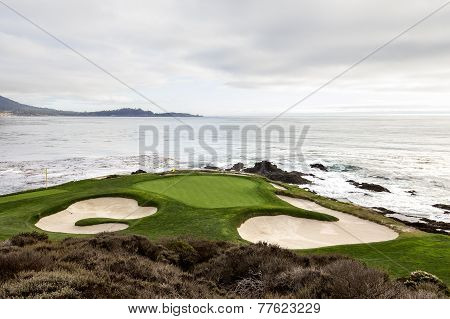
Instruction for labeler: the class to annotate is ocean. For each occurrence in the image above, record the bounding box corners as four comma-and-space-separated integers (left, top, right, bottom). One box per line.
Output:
1, 115, 449, 224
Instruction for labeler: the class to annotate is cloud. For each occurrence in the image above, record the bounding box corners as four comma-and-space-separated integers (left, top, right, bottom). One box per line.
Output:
0, 0, 449, 115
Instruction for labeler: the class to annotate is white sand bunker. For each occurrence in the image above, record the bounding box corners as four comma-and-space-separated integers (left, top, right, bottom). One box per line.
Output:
36, 197, 157, 234
238, 195, 398, 249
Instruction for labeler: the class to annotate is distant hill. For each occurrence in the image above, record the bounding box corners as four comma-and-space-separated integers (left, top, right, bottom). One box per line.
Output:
0, 95, 201, 117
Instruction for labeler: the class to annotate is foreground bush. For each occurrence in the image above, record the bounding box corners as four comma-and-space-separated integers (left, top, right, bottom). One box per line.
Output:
0, 233, 446, 299
399, 270, 449, 296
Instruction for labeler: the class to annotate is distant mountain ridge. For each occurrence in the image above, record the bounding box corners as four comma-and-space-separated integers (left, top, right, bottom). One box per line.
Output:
0, 95, 201, 117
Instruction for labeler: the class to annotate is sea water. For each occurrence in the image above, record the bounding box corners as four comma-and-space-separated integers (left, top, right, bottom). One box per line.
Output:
0, 115, 449, 223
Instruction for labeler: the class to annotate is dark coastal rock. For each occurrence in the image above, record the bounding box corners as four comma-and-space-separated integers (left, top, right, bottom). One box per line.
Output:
243, 161, 279, 174
372, 207, 398, 215
230, 162, 245, 171
433, 204, 450, 211
310, 163, 328, 171
204, 165, 219, 170
372, 207, 449, 235
243, 161, 310, 185
347, 180, 390, 193
265, 171, 310, 184
406, 190, 417, 196
131, 169, 147, 175
416, 218, 450, 235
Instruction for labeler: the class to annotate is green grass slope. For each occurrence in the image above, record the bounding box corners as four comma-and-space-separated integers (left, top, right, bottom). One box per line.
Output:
300, 233, 450, 285
0, 173, 332, 241
0, 172, 448, 284
0, 189, 67, 204
134, 175, 270, 208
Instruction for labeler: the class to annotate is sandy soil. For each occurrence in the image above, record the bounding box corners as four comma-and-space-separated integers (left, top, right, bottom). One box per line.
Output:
35, 197, 157, 234
238, 195, 398, 249
270, 183, 287, 191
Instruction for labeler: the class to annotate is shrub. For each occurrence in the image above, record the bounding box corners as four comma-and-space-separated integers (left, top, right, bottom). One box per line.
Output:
0, 233, 446, 299
0, 248, 51, 281
0, 270, 102, 298
10, 232, 48, 247
400, 270, 449, 296
194, 242, 307, 286
233, 277, 265, 298
269, 267, 332, 298
321, 259, 399, 298
161, 240, 199, 270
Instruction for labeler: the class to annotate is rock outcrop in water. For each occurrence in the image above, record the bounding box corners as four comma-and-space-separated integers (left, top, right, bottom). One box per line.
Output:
433, 204, 450, 215
243, 161, 310, 185
433, 204, 450, 211
373, 207, 449, 235
204, 165, 219, 170
131, 169, 147, 175
347, 180, 390, 193
228, 162, 245, 172
310, 163, 328, 171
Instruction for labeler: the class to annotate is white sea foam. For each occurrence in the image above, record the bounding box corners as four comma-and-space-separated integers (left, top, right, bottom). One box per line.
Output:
0, 115, 449, 224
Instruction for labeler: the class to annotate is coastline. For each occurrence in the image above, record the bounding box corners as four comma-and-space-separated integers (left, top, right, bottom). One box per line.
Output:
1, 115, 449, 227
0, 169, 449, 286
1, 163, 448, 235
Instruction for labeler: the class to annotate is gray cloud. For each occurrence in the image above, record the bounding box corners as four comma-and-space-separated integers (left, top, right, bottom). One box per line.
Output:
0, 0, 449, 114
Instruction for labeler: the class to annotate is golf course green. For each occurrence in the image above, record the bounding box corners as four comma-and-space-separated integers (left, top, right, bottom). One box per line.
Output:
0, 172, 449, 284
133, 175, 270, 208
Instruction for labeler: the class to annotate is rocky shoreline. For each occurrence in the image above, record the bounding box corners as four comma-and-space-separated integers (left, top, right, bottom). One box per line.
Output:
241, 161, 311, 185
220, 161, 449, 236
133, 161, 449, 236
347, 180, 391, 193
373, 207, 449, 235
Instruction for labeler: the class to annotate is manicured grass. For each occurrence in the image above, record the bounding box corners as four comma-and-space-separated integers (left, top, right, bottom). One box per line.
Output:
74, 218, 130, 227
278, 183, 450, 284
300, 233, 450, 285
0, 171, 448, 284
0, 189, 66, 204
0, 173, 332, 241
134, 175, 270, 208
278, 186, 406, 231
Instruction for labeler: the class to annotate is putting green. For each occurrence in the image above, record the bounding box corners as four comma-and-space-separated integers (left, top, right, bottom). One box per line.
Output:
133, 175, 271, 208
1, 172, 448, 285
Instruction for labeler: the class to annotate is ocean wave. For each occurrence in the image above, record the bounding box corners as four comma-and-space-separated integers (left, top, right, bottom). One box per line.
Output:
0, 155, 177, 195
328, 164, 362, 172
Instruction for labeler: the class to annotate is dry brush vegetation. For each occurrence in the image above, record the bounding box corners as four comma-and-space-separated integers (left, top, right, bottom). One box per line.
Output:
0, 232, 447, 299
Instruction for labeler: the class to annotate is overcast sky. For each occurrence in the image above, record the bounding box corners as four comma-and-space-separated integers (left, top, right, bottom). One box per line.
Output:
0, 0, 449, 115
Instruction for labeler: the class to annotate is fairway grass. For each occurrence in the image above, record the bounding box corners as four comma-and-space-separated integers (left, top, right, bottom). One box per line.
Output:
0, 172, 448, 284
0, 189, 67, 204
301, 233, 450, 285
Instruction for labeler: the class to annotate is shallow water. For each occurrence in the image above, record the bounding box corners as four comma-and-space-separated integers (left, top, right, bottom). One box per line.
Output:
0, 115, 449, 223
